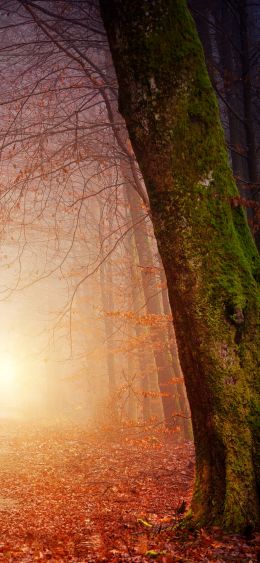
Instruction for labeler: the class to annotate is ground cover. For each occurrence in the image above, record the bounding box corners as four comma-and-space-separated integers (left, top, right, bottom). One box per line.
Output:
0, 423, 258, 562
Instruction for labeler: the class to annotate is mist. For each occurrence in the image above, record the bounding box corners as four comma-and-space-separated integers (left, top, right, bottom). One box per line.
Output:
0, 1, 258, 560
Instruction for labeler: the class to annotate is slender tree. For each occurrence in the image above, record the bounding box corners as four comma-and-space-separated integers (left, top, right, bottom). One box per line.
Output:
159, 263, 192, 438
126, 181, 182, 430
100, 0, 260, 531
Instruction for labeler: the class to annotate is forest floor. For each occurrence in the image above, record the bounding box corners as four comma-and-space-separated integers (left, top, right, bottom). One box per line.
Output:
0, 421, 258, 562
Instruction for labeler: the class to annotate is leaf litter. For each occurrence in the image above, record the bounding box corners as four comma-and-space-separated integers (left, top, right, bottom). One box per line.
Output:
0, 421, 258, 562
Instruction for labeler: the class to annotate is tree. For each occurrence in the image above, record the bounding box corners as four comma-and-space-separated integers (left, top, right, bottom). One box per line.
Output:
125, 174, 188, 433
190, 0, 260, 249
100, 0, 260, 531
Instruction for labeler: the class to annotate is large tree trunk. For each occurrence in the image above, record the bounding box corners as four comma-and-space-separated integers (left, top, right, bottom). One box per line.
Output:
100, 0, 260, 531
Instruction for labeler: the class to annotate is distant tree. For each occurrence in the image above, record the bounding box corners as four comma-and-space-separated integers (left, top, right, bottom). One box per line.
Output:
190, 0, 260, 248
100, 0, 260, 531
125, 174, 188, 433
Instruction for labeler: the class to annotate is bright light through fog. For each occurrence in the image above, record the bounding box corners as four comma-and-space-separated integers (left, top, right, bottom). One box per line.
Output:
0, 352, 22, 417
0, 354, 17, 389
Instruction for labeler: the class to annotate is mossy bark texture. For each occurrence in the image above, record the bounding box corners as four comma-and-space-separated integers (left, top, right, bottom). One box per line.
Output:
100, 0, 260, 531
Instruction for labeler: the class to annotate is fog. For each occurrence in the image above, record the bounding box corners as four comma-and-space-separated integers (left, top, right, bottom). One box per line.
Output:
0, 0, 189, 434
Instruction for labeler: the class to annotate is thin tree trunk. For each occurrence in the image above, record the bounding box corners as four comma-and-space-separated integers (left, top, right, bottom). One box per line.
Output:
159, 263, 192, 439
99, 217, 116, 397
127, 211, 164, 422
126, 181, 181, 430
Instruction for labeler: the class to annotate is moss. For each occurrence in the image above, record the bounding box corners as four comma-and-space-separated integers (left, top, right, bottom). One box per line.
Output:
101, 0, 260, 532
149, 23, 260, 523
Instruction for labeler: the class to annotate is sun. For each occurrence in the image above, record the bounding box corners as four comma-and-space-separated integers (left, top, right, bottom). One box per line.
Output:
0, 352, 21, 413
0, 353, 17, 387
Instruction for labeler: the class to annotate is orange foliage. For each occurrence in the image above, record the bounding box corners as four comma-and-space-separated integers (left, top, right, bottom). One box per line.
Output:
105, 310, 172, 325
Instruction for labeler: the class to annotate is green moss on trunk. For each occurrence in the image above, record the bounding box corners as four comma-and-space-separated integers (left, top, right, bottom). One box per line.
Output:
100, 0, 260, 531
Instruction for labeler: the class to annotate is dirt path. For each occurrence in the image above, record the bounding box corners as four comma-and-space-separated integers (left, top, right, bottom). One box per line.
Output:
0, 423, 257, 562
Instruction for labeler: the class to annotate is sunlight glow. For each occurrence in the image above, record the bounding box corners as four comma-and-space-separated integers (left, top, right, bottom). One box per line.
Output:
0, 354, 17, 388
0, 352, 23, 416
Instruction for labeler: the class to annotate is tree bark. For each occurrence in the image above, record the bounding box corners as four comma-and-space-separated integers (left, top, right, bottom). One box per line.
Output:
100, 0, 260, 531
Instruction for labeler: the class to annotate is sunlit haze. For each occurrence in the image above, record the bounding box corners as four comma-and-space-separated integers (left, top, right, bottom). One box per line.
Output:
0, 0, 258, 560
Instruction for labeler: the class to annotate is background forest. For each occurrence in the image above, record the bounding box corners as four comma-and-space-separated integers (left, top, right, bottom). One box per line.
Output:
0, 1, 258, 561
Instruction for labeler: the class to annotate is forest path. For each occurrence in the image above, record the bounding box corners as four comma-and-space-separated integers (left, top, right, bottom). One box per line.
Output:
0, 423, 257, 562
